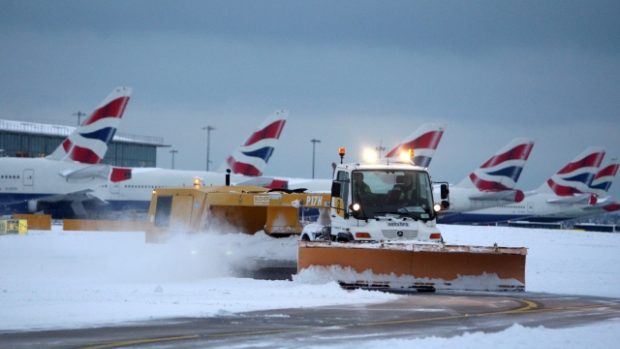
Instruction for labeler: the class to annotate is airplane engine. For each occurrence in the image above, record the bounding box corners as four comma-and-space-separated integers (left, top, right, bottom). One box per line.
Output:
27, 199, 40, 213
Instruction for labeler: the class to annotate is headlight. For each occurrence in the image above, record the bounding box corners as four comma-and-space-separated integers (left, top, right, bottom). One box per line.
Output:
433, 203, 442, 212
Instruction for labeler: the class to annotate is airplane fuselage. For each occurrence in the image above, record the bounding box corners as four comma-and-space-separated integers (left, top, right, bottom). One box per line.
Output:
0, 157, 106, 216
438, 191, 591, 224
0, 158, 240, 217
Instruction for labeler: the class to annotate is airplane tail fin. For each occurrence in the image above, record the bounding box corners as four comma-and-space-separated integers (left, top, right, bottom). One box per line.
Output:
459, 138, 534, 195
225, 110, 288, 176
46, 87, 132, 164
385, 123, 445, 167
538, 146, 606, 196
588, 159, 619, 197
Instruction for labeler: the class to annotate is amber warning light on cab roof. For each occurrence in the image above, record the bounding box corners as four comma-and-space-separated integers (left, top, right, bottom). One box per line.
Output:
338, 147, 346, 164
399, 148, 414, 163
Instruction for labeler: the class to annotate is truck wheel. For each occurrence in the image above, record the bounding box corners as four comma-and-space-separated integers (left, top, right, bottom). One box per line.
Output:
336, 232, 353, 242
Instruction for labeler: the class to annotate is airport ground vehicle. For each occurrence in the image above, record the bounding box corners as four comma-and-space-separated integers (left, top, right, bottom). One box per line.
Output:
146, 149, 527, 292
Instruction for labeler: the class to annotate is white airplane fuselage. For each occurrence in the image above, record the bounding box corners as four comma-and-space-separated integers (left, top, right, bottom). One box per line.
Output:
0, 157, 249, 217
0, 157, 107, 215
437, 190, 595, 224
93, 168, 235, 204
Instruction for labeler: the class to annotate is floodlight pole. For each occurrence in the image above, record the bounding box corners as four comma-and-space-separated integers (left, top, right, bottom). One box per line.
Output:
73, 111, 87, 126
170, 149, 178, 169
311, 138, 321, 179
202, 125, 215, 171
375, 141, 386, 159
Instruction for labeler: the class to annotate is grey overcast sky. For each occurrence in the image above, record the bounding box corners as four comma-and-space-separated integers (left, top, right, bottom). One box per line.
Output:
1, 0, 619, 199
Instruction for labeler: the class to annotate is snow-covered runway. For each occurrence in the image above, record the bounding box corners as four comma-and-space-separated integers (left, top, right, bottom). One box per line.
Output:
1, 224, 620, 348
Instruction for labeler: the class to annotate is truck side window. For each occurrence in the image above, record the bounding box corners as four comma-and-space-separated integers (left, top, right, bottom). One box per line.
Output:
154, 196, 173, 227
336, 171, 350, 210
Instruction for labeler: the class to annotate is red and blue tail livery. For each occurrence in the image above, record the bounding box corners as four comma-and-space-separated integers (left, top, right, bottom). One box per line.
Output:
467, 138, 534, 192
226, 110, 288, 176
544, 146, 605, 196
385, 123, 445, 167
589, 159, 619, 196
46, 87, 132, 164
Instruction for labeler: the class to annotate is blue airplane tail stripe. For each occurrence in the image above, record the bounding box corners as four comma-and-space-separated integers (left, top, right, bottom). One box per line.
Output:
413, 155, 431, 167
241, 146, 275, 162
562, 173, 595, 185
79, 127, 117, 144
590, 181, 612, 192
486, 166, 523, 181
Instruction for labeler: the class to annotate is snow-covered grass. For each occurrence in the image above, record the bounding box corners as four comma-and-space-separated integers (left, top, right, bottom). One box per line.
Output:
1, 223, 620, 348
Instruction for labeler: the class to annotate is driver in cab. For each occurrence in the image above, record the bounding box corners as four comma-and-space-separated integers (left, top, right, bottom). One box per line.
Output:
352, 172, 371, 200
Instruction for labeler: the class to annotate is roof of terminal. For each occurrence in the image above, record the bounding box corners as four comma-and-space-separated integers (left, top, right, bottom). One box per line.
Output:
0, 119, 167, 147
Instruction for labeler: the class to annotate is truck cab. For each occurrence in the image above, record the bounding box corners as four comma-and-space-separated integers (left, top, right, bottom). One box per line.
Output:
302, 159, 447, 242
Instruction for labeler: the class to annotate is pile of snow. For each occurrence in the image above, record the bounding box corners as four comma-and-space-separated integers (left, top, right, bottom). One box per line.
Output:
295, 266, 523, 292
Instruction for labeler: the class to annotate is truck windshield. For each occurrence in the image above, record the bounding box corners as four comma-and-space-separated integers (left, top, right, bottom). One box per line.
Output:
351, 169, 434, 220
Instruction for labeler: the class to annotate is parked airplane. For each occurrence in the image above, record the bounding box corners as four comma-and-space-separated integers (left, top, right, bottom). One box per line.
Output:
0, 87, 132, 217
439, 146, 606, 224
225, 110, 288, 176
87, 110, 289, 217
436, 138, 534, 220
537, 159, 620, 220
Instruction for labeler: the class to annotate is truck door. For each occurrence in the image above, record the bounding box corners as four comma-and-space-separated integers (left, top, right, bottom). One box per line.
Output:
336, 171, 349, 216
23, 169, 34, 186
109, 183, 121, 195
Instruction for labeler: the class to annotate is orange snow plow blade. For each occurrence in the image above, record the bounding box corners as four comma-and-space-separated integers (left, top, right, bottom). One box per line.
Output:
298, 241, 527, 292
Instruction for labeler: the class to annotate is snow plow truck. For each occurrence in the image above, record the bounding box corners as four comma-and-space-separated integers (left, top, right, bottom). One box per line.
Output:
146, 148, 527, 292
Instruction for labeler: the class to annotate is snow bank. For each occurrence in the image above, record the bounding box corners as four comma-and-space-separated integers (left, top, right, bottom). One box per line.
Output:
295, 266, 523, 292
308, 321, 620, 349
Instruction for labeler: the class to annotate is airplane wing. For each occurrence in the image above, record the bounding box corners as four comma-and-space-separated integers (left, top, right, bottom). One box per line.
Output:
469, 189, 525, 203
60, 164, 112, 181
27, 189, 108, 217
32, 189, 104, 204
32, 165, 130, 216
60, 165, 132, 183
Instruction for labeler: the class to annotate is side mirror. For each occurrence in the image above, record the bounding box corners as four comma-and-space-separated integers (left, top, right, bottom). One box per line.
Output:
331, 181, 342, 198
440, 183, 449, 200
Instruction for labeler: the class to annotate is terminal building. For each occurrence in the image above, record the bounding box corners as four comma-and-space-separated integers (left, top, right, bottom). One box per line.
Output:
0, 119, 167, 166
